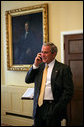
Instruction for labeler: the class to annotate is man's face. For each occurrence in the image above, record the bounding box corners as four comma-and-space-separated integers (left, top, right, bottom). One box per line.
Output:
25, 23, 29, 32
41, 45, 56, 64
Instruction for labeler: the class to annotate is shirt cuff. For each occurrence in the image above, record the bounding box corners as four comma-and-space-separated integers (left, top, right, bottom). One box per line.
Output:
33, 64, 39, 69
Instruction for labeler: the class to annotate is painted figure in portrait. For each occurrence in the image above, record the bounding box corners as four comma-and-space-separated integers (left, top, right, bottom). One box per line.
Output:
12, 12, 43, 65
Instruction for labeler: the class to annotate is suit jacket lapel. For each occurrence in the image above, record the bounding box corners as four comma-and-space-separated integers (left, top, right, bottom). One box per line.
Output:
51, 60, 59, 89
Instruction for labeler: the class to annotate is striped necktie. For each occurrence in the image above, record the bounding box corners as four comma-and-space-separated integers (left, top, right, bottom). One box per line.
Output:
38, 65, 48, 107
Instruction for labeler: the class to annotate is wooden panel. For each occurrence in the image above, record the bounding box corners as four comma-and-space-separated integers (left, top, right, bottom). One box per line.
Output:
1, 85, 34, 126
12, 92, 23, 113
71, 91, 83, 126
69, 40, 83, 53
70, 60, 83, 90
22, 100, 33, 116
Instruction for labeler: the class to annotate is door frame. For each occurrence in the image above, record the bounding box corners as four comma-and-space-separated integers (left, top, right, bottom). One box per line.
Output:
60, 30, 83, 63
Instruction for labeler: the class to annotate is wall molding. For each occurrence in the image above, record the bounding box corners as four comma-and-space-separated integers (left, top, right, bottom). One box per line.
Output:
6, 112, 33, 119
61, 30, 83, 63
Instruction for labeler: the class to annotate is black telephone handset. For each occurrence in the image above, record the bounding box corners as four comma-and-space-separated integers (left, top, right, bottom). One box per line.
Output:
39, 56, 42, 61
37, 56, 42, 61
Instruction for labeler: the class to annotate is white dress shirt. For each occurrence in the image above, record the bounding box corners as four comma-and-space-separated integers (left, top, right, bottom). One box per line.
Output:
44, 59, 55, 100
33, 59, 55, 100
25, 32, 28, 39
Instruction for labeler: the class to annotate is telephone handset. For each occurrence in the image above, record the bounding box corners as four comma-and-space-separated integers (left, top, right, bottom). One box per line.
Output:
37, 54, 42, 61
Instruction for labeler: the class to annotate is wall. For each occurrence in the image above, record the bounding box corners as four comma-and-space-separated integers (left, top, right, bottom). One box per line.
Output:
1, 1, 83, 126
1, 1, 83, 86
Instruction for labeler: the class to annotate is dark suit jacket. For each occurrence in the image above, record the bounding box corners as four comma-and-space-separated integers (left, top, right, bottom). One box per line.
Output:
25, 60, 74, 120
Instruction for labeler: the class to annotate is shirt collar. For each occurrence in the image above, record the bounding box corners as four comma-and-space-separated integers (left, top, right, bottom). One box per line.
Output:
45, 59, 55, 68
26, 32, 28, 34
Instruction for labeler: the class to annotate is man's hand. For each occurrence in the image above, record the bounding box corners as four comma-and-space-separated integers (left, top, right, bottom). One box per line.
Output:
34, 53, 42, 67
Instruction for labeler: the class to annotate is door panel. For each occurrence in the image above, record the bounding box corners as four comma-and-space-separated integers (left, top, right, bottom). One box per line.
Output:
70, 60, 83, 90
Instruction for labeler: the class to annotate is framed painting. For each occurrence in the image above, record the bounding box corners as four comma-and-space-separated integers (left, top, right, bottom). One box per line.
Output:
6, 4, 48, 71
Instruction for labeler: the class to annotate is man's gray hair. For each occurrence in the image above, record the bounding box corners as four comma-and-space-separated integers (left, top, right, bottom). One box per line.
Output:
43, 42, 58, 54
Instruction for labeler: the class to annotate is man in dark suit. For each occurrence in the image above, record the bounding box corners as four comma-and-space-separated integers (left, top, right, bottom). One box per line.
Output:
25, 42, 74, 126
14, 22, 42, 64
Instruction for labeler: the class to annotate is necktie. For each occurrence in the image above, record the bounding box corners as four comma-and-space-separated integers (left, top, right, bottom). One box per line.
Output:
38, 65, 48, 107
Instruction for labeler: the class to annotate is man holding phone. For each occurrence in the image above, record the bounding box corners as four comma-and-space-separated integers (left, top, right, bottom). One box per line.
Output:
25, 42, 74, 126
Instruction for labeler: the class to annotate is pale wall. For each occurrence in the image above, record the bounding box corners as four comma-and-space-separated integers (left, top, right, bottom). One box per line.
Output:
1, 1, 83, 86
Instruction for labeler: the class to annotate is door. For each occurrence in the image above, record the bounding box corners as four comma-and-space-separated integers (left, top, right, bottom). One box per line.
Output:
64, 34, 83, 126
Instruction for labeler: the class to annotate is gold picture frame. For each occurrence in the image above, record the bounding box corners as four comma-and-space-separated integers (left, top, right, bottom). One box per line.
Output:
6, 4, 48, 71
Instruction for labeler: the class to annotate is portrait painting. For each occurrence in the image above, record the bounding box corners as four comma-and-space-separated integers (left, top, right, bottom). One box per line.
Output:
6, 4, 48, 71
